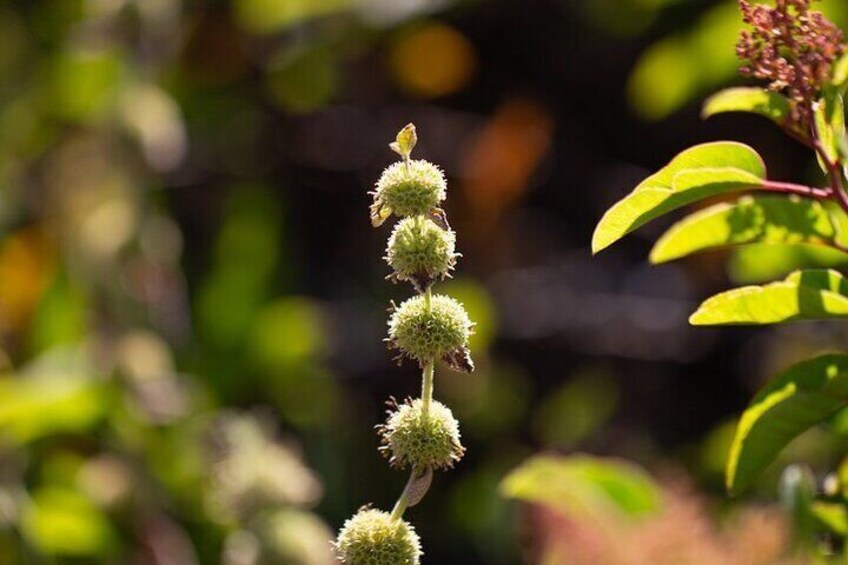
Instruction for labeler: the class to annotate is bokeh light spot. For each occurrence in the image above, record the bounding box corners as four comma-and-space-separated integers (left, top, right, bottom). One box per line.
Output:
389, 21, 477, 98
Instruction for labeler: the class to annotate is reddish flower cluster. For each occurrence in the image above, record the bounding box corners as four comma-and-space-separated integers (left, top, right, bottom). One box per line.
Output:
737, 0, 844, 127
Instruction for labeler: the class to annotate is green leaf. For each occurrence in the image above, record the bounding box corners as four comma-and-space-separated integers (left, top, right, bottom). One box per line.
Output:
728, 241, 848, 284
726, 354, 848, 495
592, 142, 766, 254
390, 123, 417, 159
814, 88, 846, 172
702, 87, 792, 124
500, 454, 663, 520
689, 269, 848, 326
650, 195, 844, 264
810, 501, 848, 535
833, 52, 848, 90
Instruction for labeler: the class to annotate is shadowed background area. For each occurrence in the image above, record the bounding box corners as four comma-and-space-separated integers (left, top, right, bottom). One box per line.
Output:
1, 0, 848, 563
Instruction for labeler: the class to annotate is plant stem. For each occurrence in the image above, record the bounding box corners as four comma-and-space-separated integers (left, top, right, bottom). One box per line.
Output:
810, 120, 848, 216
392, 251, 436, 521
391, 470, 415, 520
760, 179, 831, 199
422, 286, 434, 413
422, 361, 434, 413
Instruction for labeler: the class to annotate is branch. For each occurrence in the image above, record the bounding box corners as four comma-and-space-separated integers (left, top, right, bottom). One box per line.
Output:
760, 180, 831, 199
811, 121, 848, 216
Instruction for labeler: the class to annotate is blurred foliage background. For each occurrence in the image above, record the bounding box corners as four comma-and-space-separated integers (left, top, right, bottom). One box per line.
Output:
2, 0, 848, 563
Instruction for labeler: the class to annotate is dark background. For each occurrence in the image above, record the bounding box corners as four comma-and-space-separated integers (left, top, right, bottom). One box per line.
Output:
1, 0, 847, 563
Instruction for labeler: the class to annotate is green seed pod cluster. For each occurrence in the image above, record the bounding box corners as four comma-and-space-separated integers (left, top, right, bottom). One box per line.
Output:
337, 124, 474, 565
385, 217, 457, 290
370, 160, 446, 226
387, 294, 474, 372
379, 398, 465, 470
335, 509, 422, 565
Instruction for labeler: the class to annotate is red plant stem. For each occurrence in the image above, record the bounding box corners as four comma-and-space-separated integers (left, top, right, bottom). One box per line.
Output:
815, 142, 848, 215
758, 178, 848, 255
830, 173, 848, 215
759, 179, 831, 199
810, 117, 848, 216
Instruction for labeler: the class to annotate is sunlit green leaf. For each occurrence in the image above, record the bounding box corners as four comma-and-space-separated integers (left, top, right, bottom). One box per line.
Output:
702, 87, 792, 124
390, 123, 417, 159
725, 196, 848, 286
500, 454, 663, 520
690, 269, 848, 325
814, 87, 846, 172
727, 354, 848, 495
592, 142, 766, 253
650, 195, 844, 264
729, 241, 848, 284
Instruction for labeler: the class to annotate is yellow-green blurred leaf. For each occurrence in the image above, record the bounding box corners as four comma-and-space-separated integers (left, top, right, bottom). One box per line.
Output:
21, 487, 114, 556
628, 3, 739, 120
810, 501, 848, 535
250, 297, 327, 369
266, 46, 337, 114
533, 369, 618, 448
46, 49, 124, 123
833, 52, 848, 90
235, 0, 350, 35
438, 279, 496, 352
501, 454, 663, 520
629, 0, 848, 120
0, 374, 108, 444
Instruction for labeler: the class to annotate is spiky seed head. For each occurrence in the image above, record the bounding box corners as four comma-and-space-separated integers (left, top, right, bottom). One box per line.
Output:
386, 217, 457, 290
387, 294, 474, 372
370, 160, 446, 226
334, 509, 422, 565
379, 398, 465, 470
